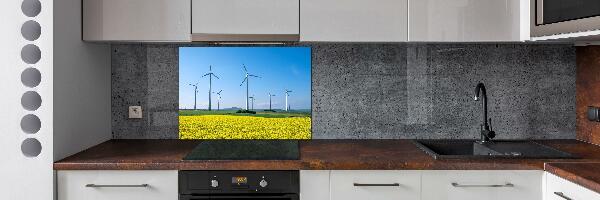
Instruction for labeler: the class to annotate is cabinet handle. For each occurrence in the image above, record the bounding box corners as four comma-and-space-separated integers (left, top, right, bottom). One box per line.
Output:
451, 182, 514, 188
353, 183, 400, 187
553, 192, 573, 200
85, 184, 149, 188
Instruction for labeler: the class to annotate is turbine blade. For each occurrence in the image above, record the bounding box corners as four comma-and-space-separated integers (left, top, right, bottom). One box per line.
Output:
243, 64, 247, 72
213, 74, 220, 79
203, 73, 210, 77
249, 74, 260, 78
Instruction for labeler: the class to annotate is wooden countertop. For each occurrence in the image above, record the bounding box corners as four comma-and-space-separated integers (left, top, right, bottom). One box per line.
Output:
545, 162, 600, 194
54, 139, 600, 170
55, 139, 600, 194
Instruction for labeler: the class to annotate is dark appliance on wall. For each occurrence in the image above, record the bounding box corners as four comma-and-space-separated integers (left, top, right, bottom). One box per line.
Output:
179, 171, 299, 200
533, 0, 600, 37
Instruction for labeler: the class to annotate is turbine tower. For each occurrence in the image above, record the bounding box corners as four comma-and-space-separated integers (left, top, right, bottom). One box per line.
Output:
215, 90, 223, 110
240, 64, 260, 110
248, 95, 255, 111
203, 65, 219, 111
189, 83, 199, 110
284, 89, 293, 111
268, 93, 276, 110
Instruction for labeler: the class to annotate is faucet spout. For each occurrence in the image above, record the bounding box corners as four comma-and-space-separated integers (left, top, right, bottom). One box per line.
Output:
474, 83, 495, 142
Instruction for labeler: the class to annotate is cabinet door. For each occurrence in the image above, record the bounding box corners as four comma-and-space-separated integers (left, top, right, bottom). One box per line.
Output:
300, 170, 330, 200
57, 170, 178, 200
409, 0, 529, 42
191, 0, 299, 41
546, 172, 600, 200
300, 0, 408, 42
82, 0, 191, 41
330, 170, 420, 200
421, 170, 543, 200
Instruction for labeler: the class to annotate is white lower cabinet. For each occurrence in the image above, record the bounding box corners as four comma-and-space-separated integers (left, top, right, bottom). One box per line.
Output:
545, 172, 600, 200
422, 170, 543, 200
57, 170, 178, 200
300, 170, 331, 200
330, 170, 421, 200
300, 170, 547, 200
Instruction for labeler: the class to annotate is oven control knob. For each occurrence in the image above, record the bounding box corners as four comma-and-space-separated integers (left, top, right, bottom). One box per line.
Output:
210, 179, 219, 188
259, 179, 268, 188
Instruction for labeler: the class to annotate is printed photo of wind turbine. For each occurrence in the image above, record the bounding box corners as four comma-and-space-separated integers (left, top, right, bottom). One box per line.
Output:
178, 47, 311, 139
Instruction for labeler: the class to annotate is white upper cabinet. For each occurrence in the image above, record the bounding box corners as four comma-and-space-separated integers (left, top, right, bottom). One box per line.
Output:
81, 0, 531, 42
300, 0, 408, 42
191, 0, 300, 41
409, 0, 530, 42
82, 0, 191, 42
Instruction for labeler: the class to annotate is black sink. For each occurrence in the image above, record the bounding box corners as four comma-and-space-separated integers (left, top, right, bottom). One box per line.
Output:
413, 140, 576, 160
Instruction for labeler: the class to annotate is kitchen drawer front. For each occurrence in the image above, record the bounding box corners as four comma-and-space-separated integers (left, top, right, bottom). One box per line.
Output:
57, 170, 178, 200
546, 172, 600, 200
300, 170, 330, 200
330, 170, 421, 200
422, 170, 543, 200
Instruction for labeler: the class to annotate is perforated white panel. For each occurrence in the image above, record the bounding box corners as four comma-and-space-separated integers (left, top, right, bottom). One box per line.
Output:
0, 0, 53, 199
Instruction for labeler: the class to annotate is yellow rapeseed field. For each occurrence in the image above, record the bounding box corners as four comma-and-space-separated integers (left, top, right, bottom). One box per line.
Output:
179, 115, 311, 139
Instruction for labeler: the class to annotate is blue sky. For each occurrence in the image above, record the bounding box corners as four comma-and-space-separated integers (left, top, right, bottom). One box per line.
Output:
179, 47, 311, 110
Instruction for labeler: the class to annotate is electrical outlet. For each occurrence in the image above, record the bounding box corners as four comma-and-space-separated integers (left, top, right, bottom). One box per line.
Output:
129, 106, 143, 119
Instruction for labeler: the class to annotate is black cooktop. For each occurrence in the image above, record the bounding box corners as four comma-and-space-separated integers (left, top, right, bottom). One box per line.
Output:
183, 140, 300, 160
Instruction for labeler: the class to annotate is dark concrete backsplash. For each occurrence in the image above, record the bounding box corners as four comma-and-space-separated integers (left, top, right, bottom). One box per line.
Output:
112, 43, 576, 139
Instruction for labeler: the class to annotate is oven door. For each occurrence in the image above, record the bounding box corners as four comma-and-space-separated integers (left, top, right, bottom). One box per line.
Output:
533, 0, 600, 37
180, 194, 299, 200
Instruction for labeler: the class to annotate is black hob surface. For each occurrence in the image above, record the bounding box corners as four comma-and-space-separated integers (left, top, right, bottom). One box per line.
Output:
183, 140, 300, 160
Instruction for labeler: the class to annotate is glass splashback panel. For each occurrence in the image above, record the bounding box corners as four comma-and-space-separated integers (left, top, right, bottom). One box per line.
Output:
178, 47, 311, 139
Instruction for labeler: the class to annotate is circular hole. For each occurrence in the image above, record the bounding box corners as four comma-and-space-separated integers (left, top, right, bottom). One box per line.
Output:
21, 91, 42, 111
21, 0, 41, 17
21, 44, 41, 64
21, 20, 41, 41
21, 114, 41, 134
21, 138, 42, 157
21, 68, 41, 88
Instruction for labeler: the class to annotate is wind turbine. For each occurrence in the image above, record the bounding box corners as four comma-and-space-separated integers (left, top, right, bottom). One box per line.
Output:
248, 95, 255, 111
268, 93, 276, 111
203, 65, 219, 111
215, 90, 223, 110
189, 83, 199, 110
240, 64, 260, 110
284, 89, 292, 111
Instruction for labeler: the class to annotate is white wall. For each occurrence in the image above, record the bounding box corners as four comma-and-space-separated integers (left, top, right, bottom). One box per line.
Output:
53, 0, 111, 161
0, 0, 54, 199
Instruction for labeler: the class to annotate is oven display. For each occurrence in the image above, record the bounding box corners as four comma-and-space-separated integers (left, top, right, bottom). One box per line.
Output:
232, 176, 248, 185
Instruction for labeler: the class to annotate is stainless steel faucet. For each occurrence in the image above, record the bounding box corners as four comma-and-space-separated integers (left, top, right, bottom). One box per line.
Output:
474, 82, 495, 143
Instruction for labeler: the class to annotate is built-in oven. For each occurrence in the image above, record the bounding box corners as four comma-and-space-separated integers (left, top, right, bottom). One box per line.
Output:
179, 171, 299, 200
532, 0, 600, 37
